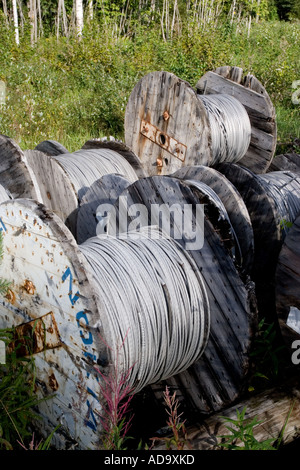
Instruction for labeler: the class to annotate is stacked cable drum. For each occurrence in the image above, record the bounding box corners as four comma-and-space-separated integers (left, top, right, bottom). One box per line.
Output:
0, 199, 210, 449
79, 227, 210, 394
24, 147, 139, 235
217, 163, 300, 320
125, 67, 276, 176
109, 175, 256, 415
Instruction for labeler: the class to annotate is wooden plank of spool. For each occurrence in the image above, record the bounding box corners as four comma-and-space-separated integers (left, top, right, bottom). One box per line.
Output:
76, 174, 131, 244
0, 199, 112, 449
24, 149, 78, 234
124, 71, 212, 176
172, 165, 254, 276
82, 139, 147, 179
153, 375, 300, 450
35, 139, 69, 156
276, 215, 300, 356
110, 176, 256, 414
196, 66, 277, 174
216, 162, 300, 320
269, 153, 300, 173
0, 134, 41, 200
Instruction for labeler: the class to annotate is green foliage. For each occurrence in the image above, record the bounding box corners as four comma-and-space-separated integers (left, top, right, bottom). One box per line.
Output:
218, 407, 277, 450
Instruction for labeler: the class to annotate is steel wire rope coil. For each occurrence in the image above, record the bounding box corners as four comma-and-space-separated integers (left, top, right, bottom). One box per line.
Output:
79, 226, 210, 394
258, 171, 300, 237
54, 148, 138, 200
198, 94, 252, 166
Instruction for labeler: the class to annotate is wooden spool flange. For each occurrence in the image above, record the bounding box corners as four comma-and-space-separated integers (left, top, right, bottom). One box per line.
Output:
0, 134, 41, 200
82, 139, 147, 179
76, 174, 131, 244
110, 176, 256, 415
172, 165, 254, 276
35, 140, 69, 156
196, 66, 277, 173
276, 215, 300, 359
268, 153, 300, 173
217, 163, 300, 319
124, 71, 212, 176
0, 199, 113, 449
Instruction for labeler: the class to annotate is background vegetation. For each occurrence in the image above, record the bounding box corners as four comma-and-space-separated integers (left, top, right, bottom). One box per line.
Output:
0, 0, 299, 154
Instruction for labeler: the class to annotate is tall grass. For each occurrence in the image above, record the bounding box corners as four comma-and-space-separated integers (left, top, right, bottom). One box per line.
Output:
0, 19, 299, 152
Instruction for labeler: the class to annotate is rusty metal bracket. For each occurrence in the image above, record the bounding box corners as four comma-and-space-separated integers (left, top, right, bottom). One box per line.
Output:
140, 119, 186, 162
9, 311, 61, 357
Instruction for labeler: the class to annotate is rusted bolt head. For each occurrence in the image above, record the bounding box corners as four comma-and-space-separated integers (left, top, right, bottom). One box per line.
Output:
23, 280, 35, 295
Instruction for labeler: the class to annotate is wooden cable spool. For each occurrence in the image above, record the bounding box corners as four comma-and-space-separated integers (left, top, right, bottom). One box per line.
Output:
0, 134, 42, 200
82, 138, 148, 179
109, 176, 257, 415
76, 174, 131, 244
196, 66, 277, 173
0, 198, 212, 449
21, 147, 140, 237
276, 215, 300, 357
171, 165, 254, 276
124, 71, 212, 176
268, 153, 300, 173
216, 163, 300, 319
34, 140, 69, 156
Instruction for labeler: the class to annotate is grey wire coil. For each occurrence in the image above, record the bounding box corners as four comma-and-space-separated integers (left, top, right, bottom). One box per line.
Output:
198, 94, 252, 165
258, 171, 300, 236
54, 148, 138, 201
79, 226, 210, 393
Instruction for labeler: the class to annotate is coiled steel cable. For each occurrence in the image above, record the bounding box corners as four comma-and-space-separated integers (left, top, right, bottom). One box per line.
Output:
258, 171, 300, 236
79, 226, 210, 393
54, 149, 138, 200
198, 94, 251, 165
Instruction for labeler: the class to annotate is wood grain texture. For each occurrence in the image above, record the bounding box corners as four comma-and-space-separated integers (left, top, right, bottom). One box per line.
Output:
125, 71, 212, 176
153, 376, 300, 450
196, 67, 277, 174
0, 199, 112, 449
111, 176, 256, 414
35, 139, 69, 156
76, 174, 130, 244
25, 149, 78, 234
172, 165, 254, 276
276, 215, 300, 352
269, 153, 300, 173
0, 134, 41, 199
217, 163, 300, 321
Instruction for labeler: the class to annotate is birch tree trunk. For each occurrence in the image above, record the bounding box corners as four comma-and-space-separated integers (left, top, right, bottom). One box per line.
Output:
12, 0, 19, 45
2, 0, 9, 26
75, 0, 84, 36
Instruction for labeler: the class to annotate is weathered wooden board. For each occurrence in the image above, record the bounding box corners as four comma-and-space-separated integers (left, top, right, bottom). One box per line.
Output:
172, 165, 254, 276
111, 176, 257, 414
217, 163, 300, 320
0, 135, 41, 200
82, 139, 147, 179
35, 139, 69, 156
76, 174, 131, 244
24, 149, 79, 234
124, 71, 212, 176
0, 199, 112, 449
269, 153, 300, 173
276, 215, 300, 354
153, 376, 300, 450
196, 66, 277, 173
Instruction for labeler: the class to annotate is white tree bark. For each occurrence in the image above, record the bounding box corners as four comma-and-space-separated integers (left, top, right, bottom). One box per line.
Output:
75, 0, 84, 36
12, 0, 19, 45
